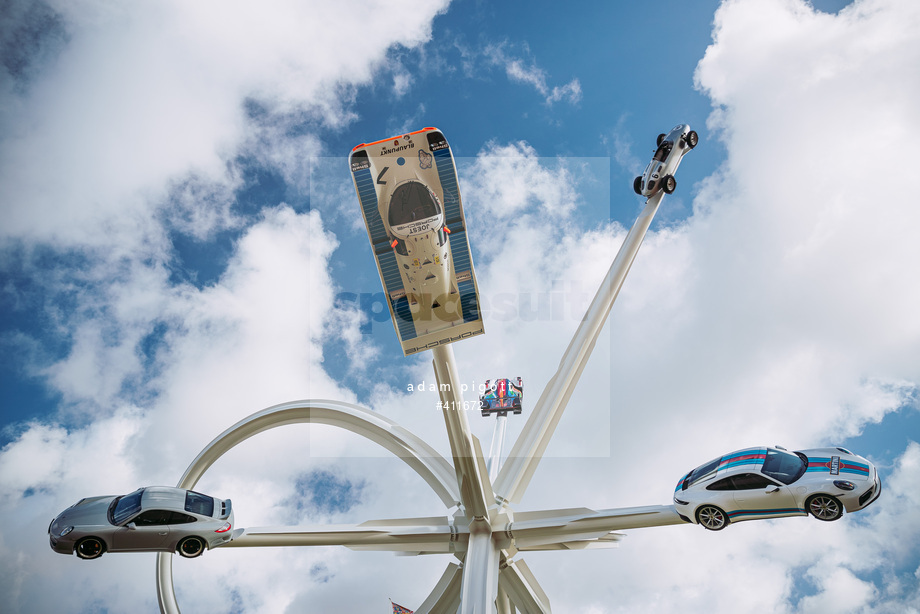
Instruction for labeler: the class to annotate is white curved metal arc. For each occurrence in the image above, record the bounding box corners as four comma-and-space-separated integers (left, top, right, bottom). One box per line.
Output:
156, 554, 176, 614
156, 399, 461, 614
494, 193, 664, 506
415, 562, 463, 614
176, 399, 460, 505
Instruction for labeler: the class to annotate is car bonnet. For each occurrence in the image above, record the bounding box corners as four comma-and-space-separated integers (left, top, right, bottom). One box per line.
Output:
52, 496, 116, 530
801, 449, 873, 481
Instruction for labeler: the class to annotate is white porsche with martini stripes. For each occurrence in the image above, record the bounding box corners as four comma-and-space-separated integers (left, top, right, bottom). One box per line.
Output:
673, 446, 881, 530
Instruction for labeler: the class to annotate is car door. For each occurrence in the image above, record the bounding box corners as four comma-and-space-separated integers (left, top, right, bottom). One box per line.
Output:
731, 473, 802, 521
166, 511, 200, 548
112, 509, 171, 551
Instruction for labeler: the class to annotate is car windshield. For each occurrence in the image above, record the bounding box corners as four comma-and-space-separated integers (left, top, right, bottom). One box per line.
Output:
110, 489, 144, 525
761, 448, 807, 485
684, 456, 722, 489
388, 182, 441, 227
185, 491, 214, 516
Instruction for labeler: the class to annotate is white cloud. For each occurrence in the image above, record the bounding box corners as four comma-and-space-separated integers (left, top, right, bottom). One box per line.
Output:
362, 0, 920, 610
483, 41, 582, 105
605, 113, 645, 177
799, 567, 877, 613
0, 205, 385, 612
0, 0, 453, 611
461, 141, 580, 223
546, 78, 583, 106
510, 0, 920, 609
0, 0, 450, 247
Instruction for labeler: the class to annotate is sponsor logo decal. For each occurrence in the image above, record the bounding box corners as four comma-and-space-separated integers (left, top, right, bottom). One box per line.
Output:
405, 328, 485, 354
393, 217, 438, 236
829, 456, 840, 475
380, 140, 416, 156
418, 149, 432, 169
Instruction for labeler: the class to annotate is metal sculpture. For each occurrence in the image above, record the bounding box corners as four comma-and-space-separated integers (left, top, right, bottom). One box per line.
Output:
157, 189, 685, 613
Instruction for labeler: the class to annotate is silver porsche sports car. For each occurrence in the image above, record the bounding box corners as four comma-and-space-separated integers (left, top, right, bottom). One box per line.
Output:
49, 486, 234, 559
674, 446, 881, 530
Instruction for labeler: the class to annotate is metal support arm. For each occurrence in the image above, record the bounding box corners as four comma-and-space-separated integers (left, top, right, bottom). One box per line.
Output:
494, 193, 664, 506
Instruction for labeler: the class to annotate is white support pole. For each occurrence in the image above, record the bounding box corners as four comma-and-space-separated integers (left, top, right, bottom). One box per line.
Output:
432, 343, 500, 613
496, 587, 512, 614
432, 344, 492, 519
506, 505, 684, 551
460, 520, 501, 614
494, 193, 664, 506
487, 414, 508, 484
221, 517, 463, 554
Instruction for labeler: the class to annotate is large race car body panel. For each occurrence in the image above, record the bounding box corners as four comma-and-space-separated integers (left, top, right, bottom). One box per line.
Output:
350, 128, 484, 355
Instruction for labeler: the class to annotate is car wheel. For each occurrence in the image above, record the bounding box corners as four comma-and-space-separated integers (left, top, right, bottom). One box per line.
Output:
656, 133, 666, 147
686, 130, 699, 149
75, 537, 105, 560
662, 175, 676, 194
633, 176, 642, 195
696, 505, 728, 531
807, 494, 843, 521
178, 536, 206, 558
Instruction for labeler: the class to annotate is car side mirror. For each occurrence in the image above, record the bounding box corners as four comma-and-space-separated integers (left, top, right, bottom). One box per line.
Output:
766, 486, 780, 494
126, 522, 137, 530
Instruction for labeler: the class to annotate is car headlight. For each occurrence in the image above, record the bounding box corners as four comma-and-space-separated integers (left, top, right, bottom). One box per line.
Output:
60, 526, 74, 536
833, 480, 856, 491
674, 498, 690, 506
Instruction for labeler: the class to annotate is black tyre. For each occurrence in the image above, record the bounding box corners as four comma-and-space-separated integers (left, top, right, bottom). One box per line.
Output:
696, 505, 728, 531
75, 537, 105, 560
807, 494, 843, 522
178, 536, 206, 558
656, 133, 666, 147
633, 176, 643, 195
686, 130, 699, 149
662, 175, 676, 194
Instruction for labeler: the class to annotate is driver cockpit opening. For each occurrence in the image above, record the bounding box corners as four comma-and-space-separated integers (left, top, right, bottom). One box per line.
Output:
653, 142, 672, 163
388, 181, 442, 227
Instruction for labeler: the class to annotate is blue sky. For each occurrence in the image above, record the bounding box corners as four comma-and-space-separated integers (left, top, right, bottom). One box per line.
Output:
2, 0, 920, 612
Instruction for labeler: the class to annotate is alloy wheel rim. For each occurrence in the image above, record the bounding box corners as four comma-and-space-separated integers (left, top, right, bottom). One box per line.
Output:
700, 507, 723, 528
811, 497, 839, 519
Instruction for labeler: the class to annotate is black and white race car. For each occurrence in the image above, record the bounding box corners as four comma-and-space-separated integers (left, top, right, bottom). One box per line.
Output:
634, 124, 698, 197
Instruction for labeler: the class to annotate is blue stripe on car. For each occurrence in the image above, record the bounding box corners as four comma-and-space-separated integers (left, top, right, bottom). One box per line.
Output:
727, 508, 806, 519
